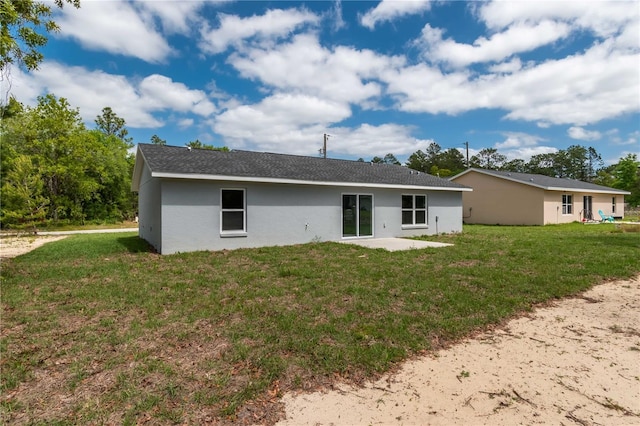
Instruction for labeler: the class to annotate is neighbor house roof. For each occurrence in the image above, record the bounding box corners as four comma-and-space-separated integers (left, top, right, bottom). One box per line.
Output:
132, 144, 472, 192
451, 168, 630, 195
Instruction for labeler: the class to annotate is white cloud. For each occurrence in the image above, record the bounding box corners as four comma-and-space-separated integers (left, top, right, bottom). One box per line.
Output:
488, 58, 522, 73
199, 8, 319, 54
400, 0, 639, 127
216, 93, 351, 130
178, 118, 195, 129
56, 0, 173, 63
478, 0, 637, 37
385, 40, 640, 125
214, 93, 351, 153
138, 75, 216, 117
502, 146, 559, 161
360, 0, 432, 29
326, 123, 432, 157
11, 62, 217, 128
229, 33, 404, 106
567, 126, 602, 141
499, 42, 639, 125
490, 132, 556, 161
418, 21, 570, 67
213, 94, 427, 157
137, 1, 205, 34
383, 63, 477, 115
495, 132, 546, 149
608, 129, 640, 147
19, 62, 163, 127
329, 0, 347, 32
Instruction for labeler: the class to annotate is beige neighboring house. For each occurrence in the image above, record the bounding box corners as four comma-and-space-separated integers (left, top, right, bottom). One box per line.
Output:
450, 168, 631, 225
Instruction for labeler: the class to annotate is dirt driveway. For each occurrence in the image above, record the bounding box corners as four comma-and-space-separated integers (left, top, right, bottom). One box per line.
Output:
278, 275, 640, 425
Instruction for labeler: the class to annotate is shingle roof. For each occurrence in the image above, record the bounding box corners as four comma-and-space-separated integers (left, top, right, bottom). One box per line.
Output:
135, 143, 469, 191
452, 168, 630, 194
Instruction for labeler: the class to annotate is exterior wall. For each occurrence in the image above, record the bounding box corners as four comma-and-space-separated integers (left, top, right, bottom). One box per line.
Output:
543, 191, 578, 224
137, 164, 162, 252
453, 172, 545, 225
543, 192, 626, 223
593, 194, 624, 219
156, 179, 464, 254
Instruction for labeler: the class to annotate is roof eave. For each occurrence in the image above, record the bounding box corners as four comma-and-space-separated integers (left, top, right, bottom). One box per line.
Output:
151, 172, 473, 192
545, 186, 631, 195
451, 168, 550, 190
451, 168, 629, 194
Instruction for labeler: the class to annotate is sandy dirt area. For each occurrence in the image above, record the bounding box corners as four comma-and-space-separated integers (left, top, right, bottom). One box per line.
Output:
0, 235, 67, 259
278, 276, 640, 426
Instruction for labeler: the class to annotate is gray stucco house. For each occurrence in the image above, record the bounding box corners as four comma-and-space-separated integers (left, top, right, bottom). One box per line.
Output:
132, 144, 471, 254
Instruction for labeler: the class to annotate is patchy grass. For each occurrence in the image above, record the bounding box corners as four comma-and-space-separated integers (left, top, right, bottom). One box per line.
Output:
1, 224, 639, 424
618, 223, 640, 233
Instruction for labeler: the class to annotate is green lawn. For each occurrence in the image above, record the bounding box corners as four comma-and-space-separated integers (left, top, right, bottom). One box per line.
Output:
1, 224, 639, 424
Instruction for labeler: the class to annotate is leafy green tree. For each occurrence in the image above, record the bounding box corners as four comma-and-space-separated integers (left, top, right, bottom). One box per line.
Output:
370, 153, 400, 165
0, 154, 49, 229
593, 165, 616, 188
406, 142, 442, 172
470, 148, 506, 170
429, 165, 453, 177
554, 145, 602, 181
405, 149, 429, 171
406, 143, 465, 175
1, 94, 137, 227
95, 106, 132, 146
612, 154, 640, 207
437, 148, 465, 175
501, 158, 527, 173
0, 95, 23, 118
383, 153, 401, 165
526, 152, 557, 176
150, 134, 166, 145
0, 0, 80, 72
82, 130, 136, 221
186, 139, 229, 151
525, 145, 602, 181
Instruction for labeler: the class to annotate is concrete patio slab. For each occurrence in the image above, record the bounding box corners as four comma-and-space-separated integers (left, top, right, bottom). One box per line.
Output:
339, 237, 452, 251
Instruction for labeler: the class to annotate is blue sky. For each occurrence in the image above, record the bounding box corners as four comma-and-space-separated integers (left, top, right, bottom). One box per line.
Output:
9, 0, 640, 165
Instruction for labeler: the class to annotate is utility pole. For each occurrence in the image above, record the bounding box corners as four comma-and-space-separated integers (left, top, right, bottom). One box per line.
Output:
464, 141, 469, 168
322, 133, 331, 159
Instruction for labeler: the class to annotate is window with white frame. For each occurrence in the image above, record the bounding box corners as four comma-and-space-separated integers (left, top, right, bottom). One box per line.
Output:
612, 197, 616, 214
562, 194, 573, 215
221, 189, 245, 233
402, 194, 427, 226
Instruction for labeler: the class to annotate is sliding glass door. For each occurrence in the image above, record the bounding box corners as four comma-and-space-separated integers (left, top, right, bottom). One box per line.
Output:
342, 194, 373, 237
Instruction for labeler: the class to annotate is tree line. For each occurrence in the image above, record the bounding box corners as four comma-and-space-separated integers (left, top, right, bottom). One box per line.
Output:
1, 95, 137, 229
363, 143, 640, 207
0, 95, 232, 230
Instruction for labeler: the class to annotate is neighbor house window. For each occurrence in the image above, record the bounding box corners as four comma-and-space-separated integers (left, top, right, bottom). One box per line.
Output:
402, 194, 427, 226
221, 189, 245, 233
562, 194, 573, 215
612, 197, 616, 214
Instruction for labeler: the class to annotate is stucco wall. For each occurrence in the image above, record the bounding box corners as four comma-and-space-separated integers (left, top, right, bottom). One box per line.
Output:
156, 179, 464, 254
454, 172, 544, 225
137, 164, 162, 252
543, 192, 625, 224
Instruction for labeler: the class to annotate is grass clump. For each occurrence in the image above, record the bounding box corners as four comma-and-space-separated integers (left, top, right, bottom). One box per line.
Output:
1, 224, 639, 424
